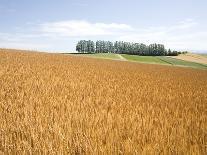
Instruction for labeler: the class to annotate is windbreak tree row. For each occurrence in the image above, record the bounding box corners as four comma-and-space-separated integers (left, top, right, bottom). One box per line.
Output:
76, 40, 178, 56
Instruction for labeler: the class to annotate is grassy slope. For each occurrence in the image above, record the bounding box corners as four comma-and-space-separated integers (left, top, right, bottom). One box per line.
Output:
121, 54, 207, 70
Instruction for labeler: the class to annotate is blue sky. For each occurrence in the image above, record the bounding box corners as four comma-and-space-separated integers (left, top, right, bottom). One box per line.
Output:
0, 0, 207, 52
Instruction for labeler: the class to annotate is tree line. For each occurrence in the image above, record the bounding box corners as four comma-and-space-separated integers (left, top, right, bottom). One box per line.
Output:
76, 40, 179, 56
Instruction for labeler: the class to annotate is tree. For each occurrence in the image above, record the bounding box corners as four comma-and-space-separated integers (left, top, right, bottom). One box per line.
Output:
76, 40, 95, 53
114, 41, 118, 53
76, 41, 81, 52
168, 49, 172, 56
87, 40, 95, 53
108, 41, 114, 53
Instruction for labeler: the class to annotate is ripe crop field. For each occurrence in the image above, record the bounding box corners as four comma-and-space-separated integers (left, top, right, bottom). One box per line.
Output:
0, 49, 207, 154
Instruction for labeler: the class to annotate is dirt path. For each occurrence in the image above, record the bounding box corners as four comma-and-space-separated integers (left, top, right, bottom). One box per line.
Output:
169, 53, 207, 65
117, 54, 127, 61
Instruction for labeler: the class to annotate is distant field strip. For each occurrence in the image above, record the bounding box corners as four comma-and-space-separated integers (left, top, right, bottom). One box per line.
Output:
158, 56, 207, 69
198, 54, 207, 57
170, 54, 207, 65
71, 53, 207, 69
120, 54, 207, 69
121, 54, 168, 64
71, 53, 122, 60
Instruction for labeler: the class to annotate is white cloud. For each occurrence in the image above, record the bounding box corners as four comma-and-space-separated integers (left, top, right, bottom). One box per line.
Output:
168, 18, 198, 31
0, 33, 51, 51
118, 19, 207, 51
40, 20, 133, 37
0, 19, 207, 52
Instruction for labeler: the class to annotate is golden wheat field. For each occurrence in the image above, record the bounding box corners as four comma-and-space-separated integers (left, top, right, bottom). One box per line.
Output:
0, 49, 207, 154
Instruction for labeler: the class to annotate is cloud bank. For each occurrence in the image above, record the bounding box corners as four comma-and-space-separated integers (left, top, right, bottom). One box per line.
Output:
0, 19, 207, 52
41, 20, 133, 37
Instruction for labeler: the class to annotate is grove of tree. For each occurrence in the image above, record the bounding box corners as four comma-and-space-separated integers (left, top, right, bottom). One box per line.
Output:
76, 40, 179, 56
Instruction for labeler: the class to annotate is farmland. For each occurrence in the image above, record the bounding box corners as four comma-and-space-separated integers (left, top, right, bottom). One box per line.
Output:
72, 53, 207, 70
0, 49, 207, 154
169, 53, 207, 65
